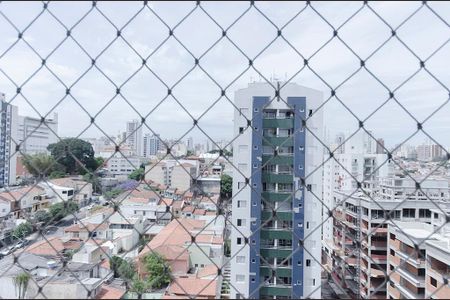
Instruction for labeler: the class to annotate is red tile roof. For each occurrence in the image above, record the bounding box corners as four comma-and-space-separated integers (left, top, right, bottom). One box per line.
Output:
96, 285, 126, 299
166, 276, 217, 298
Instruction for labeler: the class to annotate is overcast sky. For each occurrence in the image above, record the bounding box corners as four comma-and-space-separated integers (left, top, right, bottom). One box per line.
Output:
0, 1, 449, 149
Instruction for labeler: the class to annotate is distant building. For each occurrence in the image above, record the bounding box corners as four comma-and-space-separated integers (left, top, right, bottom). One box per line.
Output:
145, 159, 199, 192
125, 120, 142, 156
143, 134, 161, 157
376, 138, 385, 154
187, 136, 194, 151
105, 153, 142, 179
0, 93, 18, 187
18, 112, 58, 155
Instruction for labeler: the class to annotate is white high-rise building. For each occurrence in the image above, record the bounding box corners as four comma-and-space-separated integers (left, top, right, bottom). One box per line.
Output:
230, 82, 323, 299
143, 134, 161, 157
18, 113, 58, 155
0, 93, 18, 187
126, 120, 142, 156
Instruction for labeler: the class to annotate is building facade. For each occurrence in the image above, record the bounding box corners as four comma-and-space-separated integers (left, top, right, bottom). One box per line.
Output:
230, 82, 323, 299
143, 133, 161, 157
17, 113, 58, 155
125, 119, 142, 156
0, 93, 18, 187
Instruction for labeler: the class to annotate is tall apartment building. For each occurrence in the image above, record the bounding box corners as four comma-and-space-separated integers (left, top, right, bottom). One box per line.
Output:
331, 176, 449, 299
17, 113, 58, 155
230, 82, 323, 299
143, 134, 161, 157
0, 93, 18, 187
322, 131, 392, 272
125, 119, 142, 156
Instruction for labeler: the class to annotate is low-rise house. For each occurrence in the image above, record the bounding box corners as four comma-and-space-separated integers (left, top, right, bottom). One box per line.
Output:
0, 186, 47, 218
163, 275, 219, 299
38, 181, 75, 203
137, 217, 224, 278
48, 177, 93, 207
64, 222, 110, 240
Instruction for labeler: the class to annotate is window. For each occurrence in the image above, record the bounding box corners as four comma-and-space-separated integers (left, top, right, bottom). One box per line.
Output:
390, 249, 395, 256
297, 260, 302, 266
306, 222, 309, 229
253, 145, 258, 150
419, 209, 431, 218
306, 259, 311, 267
390, 264, 394, 271
312, 279, 316, 286
237, 200, 247, 208
236, 275, 245, 283
402, 208, 415, 218
434, 213, 439, 219
237, 219, 246, 226
430, 277, 437, 287
237, 238, 242, 245
236, 256, 245, 263
239, 127, 244, 134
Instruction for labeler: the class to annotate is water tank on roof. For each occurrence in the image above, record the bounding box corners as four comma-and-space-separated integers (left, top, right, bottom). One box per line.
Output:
47, 260, 57, 269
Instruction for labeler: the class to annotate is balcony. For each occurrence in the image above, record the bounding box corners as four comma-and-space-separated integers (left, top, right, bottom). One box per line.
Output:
260, 285, 291, 297
260, 266, 292, 277
396, 283, 425, 299
261, 211, 291, 221
370, 268, 386, 278
260, 229, 292, 240
372, 254, 387, 263
397, 266, 425, 287
395, 250, 425, 268
260, 248, 292, 258
262, 155, 293, 165
263, 118, 294, 129
261, 173, 293, 184
261, 192, 292, 202
263, 136, 294, 147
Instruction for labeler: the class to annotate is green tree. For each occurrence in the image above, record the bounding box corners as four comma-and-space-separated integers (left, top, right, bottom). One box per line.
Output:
220, 174, 232, 198
118, 259, 136, 281
12, 222, 32, 240
49, 201, 78, 221
142, 252, 171, 290
49, 170, 66, 179
47, 138, 97, 175
130, 277, 148, 296
128, 167, 145, 181
110, 256, 125, 278
22, 153, 65, 178
186, 150, 194, 156
95, 157, 105, 168
34, 210, 51, 224
14, 272, 30, 299
83, 173, 102, 194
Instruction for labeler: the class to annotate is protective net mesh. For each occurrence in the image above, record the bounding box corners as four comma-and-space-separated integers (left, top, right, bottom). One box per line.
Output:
0, 1, 449, 299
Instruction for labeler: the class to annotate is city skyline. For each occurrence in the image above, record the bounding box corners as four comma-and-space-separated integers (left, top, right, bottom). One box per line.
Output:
0, 2, 448, 148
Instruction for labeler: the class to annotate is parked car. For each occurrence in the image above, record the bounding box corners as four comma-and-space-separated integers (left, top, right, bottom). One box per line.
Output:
0, 247, 12, 256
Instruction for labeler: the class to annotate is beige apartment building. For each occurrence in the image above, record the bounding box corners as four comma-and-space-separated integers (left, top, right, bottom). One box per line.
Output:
387, 221, 450, 299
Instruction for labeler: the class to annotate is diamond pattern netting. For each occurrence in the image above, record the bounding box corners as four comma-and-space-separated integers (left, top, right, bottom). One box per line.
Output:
0, 1, 449, 299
